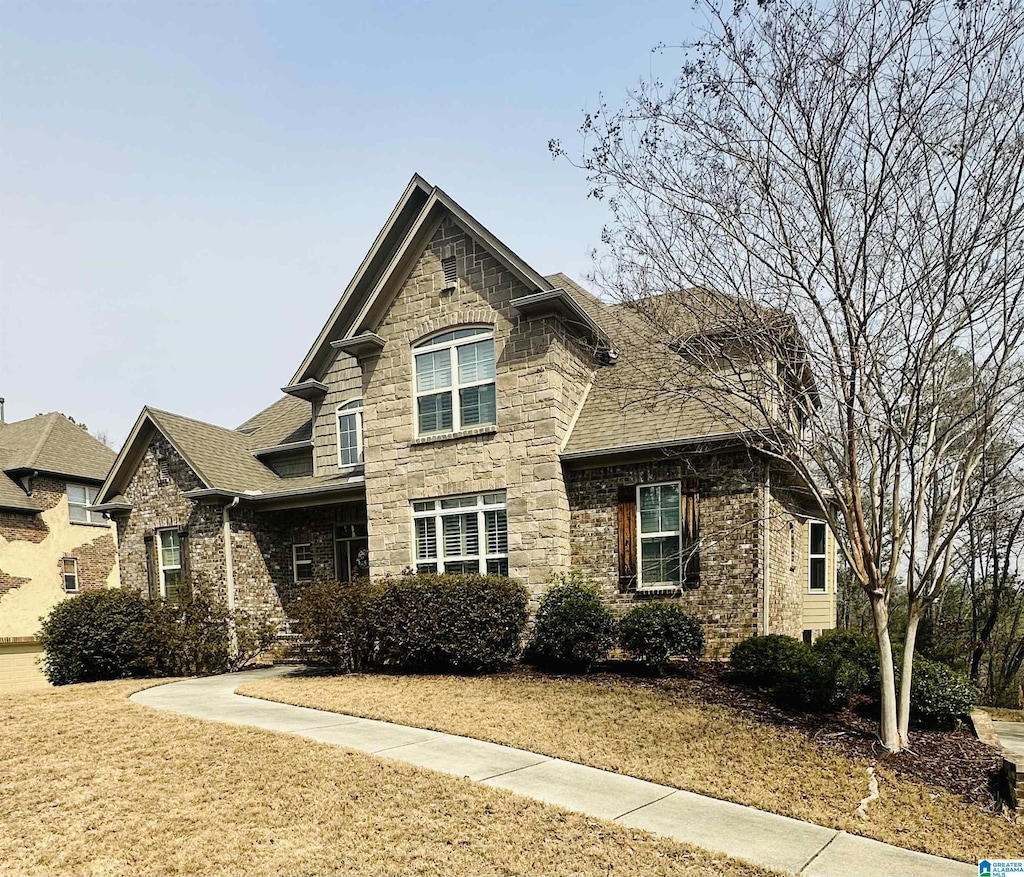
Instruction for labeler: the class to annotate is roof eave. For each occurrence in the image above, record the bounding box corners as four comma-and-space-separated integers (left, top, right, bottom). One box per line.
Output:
511, 288, 612, 350
251, 440, 314, 458
559, 431, 756, 463
281, 380, 329, 402
329, 332, 386, 358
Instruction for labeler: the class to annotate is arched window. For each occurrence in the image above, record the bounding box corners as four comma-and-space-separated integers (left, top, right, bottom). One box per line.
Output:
413, 326, 495, 436
337, 399, 363, 467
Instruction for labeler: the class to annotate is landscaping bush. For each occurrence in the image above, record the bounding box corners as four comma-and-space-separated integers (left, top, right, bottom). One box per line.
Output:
729, 634, 808, 687
527, 575, 617, 672
39, 589, 158, 685
289, 579, 379, 671
910, 657, 977, 727
772, 650, 869, 711
373, 574, 528, 673
812, 628, 879, 692
618, 602, 704, 673
151, 579, 232, 676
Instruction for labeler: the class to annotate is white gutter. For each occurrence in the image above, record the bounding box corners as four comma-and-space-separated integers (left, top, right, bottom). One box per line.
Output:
222, 496, 240, 613
763, 461, 771, 635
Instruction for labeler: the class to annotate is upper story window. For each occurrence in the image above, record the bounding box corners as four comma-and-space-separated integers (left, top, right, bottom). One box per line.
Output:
809, 521, 827, 592
413, 327, 496, 436
62, 557, 78, 593
67, 483, 105, 525
337, 398, 364, 467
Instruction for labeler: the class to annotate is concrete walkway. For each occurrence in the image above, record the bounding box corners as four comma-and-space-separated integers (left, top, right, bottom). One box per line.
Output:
994, 720, 1024, 764
131, 667, 974, 877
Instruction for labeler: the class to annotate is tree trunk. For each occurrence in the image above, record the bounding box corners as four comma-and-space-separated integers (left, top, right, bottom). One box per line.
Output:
897, 604, 923, 747
870, 592, 901, 751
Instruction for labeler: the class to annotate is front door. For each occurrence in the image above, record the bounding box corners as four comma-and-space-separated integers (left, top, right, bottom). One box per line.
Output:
334, 523, 369, 582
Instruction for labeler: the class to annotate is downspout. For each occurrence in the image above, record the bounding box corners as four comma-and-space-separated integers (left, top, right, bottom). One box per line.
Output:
763, 462, 772, 635
223, 496, 240, 654
222, 496, 240, 611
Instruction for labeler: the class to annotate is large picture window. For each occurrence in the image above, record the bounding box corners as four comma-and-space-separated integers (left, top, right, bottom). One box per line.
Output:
809, 521, 827, 592
158, 529, 184, 602
413, 327, 496, 436
337, 399, 364, 467
413, 491, 508, 575
637, 482, 699, 589
67, 483, 105, 524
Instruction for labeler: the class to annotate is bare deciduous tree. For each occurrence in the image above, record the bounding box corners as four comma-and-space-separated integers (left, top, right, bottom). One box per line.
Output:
556, 0, 1024, 750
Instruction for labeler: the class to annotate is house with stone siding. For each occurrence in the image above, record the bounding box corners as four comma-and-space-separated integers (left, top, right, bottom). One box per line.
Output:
93, 174, 836, 657
0, 412, 120, 690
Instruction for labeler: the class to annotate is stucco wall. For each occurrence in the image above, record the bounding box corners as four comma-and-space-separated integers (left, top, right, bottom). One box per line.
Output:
0, 477, 120, 639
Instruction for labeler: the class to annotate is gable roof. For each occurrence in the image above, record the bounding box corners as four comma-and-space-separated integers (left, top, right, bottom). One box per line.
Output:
288, 174, 558, 389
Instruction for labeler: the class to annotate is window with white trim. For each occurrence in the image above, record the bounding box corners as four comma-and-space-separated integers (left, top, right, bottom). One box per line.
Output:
158, 529, 184, 602
292, 543, 313, 583
413, 327, 496, 436
62, 557, 78, 593
67, 483, 105, 524
337, 399, 364, 467
638, 483, 682, 588
809, 521, 827, 592
413, 491, 508, 575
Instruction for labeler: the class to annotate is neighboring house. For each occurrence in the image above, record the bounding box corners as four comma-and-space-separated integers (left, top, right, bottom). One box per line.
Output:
94, 174, 836, 657
0, 412, 120, 690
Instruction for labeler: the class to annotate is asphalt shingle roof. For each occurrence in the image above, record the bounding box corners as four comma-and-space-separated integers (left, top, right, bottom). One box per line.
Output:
0, 413, 116, 512
548, 274, 757, 457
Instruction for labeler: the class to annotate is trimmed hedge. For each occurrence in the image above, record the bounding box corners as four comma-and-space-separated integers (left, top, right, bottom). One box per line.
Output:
618, 602, 704, 673
910, 657, 977, 727
772, 650, 869, 711
289, 579, 379, 671
812, 629, 878, 692
527, 577, 617, 672
729, 634, 807, 687
38, 581, 278, 685
38, 589, 158, 685
373, 574, 528, 673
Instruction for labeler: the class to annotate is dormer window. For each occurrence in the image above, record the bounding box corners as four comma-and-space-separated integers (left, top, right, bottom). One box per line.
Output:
337, 399, 364, 467
414, 327, 496, 436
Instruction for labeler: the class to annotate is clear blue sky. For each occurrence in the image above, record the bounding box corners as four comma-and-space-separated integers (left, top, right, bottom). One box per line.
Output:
0, 0, 699, 446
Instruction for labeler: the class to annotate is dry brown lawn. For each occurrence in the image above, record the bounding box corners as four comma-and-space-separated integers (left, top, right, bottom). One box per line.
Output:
0, 680, 781, 877
240, 672, 1023, 864
988, 707, 1024, 723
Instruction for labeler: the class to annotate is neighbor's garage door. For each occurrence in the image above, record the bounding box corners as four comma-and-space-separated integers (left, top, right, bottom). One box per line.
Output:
0, 643, 49, 693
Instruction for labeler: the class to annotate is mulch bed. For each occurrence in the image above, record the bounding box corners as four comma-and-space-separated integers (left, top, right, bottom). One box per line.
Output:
510, 661, 1004, 811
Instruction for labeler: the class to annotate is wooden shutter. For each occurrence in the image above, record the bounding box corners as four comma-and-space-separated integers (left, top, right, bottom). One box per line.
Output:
178, 528, 191, 588
682, 492, 700, 588
617, 485, 637, 592
143, 533, 158, 600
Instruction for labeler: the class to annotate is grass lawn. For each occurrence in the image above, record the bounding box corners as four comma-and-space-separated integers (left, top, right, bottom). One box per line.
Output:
240, 671, 1022, 864
0, 680, 780, 877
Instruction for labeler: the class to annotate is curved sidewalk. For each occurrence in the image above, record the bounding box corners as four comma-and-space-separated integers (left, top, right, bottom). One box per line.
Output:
131, 667, 973, 877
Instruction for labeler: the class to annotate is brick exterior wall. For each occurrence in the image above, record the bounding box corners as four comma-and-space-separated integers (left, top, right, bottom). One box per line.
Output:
566, 452, 771, 658
113, 432, 365, 624
355, 217, 596, 588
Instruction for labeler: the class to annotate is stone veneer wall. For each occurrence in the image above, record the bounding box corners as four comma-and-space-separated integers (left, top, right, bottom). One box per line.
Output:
566, 453, 766, 658
766, 494, 805, 638
359, 217, 596, 589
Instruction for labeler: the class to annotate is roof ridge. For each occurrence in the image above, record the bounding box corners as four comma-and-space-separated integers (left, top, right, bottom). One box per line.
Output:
147, 407, 246, 438
24, 412, 60, 469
